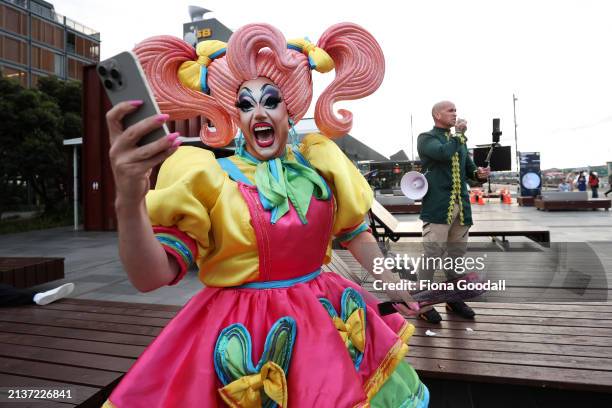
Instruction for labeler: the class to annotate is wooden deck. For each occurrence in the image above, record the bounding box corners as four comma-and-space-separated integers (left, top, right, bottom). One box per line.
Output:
329, 249, 612, 404
1, 248, 611, 406
0, 298, 180, 407
411, 302, 612, 392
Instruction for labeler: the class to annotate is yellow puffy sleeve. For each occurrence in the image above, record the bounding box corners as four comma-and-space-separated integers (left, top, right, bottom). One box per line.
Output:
146, 146, 225, 283
300, 133, 373, 246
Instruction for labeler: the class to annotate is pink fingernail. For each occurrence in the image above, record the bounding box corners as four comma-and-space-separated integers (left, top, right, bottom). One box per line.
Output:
129, 100, 143, 106
171, 139, 182, 148
156, 114, 170, 123
167, 132, 179, 141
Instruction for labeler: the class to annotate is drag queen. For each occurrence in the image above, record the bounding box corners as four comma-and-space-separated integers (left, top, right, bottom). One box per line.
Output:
103, 22, 428, 408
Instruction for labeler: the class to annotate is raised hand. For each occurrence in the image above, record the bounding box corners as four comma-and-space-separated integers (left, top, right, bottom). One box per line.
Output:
106, 100, 181, 206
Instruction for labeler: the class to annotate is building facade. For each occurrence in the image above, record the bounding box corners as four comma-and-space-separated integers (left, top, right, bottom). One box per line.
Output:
0, 0, 99, 87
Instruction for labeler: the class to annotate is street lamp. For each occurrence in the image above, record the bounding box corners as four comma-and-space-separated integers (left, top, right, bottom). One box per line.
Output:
513, 94, 519, 189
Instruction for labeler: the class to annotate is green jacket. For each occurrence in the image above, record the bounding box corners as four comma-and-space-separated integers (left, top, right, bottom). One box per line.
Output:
417, 127, 479, 225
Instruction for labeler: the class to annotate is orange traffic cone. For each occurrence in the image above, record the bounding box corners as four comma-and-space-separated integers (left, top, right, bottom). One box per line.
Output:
477, 192, 486, 205
502, 189, 512, 204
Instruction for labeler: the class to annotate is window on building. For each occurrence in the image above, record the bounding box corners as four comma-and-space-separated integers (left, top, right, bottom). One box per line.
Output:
83, 38, 99, 60
67, 32, 75, 53
30, 2, 53, 20
68, 58, 84, 80
1, 65, 28, 87
1, 4, 28, 36
76, 36, 84, 56
32, 17, 64, 50
31, 17, 64, 50
6, 0, 27, 8
32, 45, 62, 75
1, 34, 27, 65
89, 44, 100, 60
54, 53, 63, 76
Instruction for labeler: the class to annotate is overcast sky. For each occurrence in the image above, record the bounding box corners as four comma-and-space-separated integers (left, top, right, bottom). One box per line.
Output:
52, 0, 612, 170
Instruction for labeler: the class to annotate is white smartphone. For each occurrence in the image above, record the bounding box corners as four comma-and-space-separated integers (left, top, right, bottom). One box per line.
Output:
96, 51, 169, 146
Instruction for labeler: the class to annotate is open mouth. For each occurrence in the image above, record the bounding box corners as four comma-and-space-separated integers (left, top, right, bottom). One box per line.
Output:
252, 122, 275, 148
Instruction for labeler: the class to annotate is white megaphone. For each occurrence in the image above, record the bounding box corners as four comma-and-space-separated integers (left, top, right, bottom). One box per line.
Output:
400, 171, 428, 200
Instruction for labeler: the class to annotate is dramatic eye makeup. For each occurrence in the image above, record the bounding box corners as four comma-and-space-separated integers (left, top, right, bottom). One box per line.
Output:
236, 88, 255, 112
235, 84, 283, 112
260, 84, 282, 109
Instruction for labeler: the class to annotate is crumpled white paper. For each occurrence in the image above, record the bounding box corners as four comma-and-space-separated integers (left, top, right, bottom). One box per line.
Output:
465, 327, 474, 332
425, 330, 437, 336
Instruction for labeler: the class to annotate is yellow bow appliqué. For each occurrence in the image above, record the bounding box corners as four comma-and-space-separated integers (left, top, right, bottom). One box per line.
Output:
214, 317, 296, 408
333, 308, 366, 352
219, 361, 288, 408
319, 287, 367, 369
287, 37, 334, 73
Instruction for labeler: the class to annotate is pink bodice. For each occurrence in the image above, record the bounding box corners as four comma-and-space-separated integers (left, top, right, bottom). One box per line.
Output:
238, 182, 334, 282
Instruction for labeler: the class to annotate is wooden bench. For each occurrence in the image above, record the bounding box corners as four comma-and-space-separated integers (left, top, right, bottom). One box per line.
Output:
0, 298, 180, 407
517, 196, 535, 206
369, 200, 550, 245
375, 195, 422, 214
535, 198, 611, 211
383, 202, 422, 214
0, 257, 64, 289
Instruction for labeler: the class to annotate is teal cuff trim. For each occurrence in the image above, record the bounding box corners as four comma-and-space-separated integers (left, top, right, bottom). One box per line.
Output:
337, 222, 368, 243
155, 234, 193, 266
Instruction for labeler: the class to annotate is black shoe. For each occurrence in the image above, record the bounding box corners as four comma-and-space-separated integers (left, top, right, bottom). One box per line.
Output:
446, 301, 476, 319
418, 308, 442, 324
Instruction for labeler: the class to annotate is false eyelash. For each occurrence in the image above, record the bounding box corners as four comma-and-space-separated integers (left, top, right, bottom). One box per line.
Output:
235, 100, 254, 111
264, 97, 282, 107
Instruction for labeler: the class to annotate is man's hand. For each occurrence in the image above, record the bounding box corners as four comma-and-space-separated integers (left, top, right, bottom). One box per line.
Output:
476, 166, 491, 180
455, 118, 468, 134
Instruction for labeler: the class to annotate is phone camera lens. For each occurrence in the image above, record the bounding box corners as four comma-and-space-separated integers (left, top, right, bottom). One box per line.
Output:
98, 66, 107, 76
110, 69, 120, 79
104, 79, 113, 90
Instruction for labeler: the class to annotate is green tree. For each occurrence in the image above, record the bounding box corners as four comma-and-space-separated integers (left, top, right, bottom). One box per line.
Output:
36, 76, 82, 139
0, 73, 67, 214
0, 72, 27, 217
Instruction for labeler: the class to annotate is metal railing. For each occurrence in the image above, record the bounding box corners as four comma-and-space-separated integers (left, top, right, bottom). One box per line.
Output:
6, 0, 101, 39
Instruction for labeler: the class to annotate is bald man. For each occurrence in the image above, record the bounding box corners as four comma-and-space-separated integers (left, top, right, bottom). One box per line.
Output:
415, 101, 489, 323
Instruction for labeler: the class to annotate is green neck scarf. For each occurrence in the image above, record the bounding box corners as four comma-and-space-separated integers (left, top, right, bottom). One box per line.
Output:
237, 147, 330, 224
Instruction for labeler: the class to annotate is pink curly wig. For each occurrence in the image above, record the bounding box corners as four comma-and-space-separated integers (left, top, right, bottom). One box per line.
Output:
132, 22, 385, 146
133, 36, 236, 147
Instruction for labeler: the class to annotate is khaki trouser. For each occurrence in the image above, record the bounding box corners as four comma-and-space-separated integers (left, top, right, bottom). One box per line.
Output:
417, 203, 470, 282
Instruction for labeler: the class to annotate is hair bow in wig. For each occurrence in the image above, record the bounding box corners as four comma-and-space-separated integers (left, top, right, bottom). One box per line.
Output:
287, 38, 334, 73
178, 40, 226, 93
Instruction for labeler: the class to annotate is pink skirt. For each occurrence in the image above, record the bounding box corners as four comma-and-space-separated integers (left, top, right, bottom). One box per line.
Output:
106, 272, 413, 407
